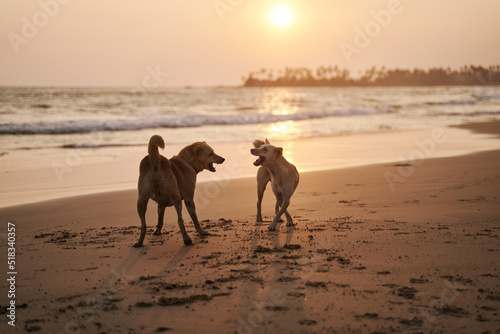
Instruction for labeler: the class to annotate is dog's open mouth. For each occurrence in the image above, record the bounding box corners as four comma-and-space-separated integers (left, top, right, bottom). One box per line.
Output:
208, 162, 217, 172
207, 157, 224, 172
253, 156, 265, 166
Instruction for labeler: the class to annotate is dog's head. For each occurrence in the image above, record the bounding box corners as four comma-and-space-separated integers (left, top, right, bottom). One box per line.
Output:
186, 141, 225, 172
250, 139, 283, 167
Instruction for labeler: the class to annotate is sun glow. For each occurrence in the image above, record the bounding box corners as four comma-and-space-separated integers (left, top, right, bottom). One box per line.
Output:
266, 121, 300, 140
270, 5, 293, 27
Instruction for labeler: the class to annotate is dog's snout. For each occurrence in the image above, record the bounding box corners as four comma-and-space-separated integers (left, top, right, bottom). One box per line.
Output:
219, 156, 225, 164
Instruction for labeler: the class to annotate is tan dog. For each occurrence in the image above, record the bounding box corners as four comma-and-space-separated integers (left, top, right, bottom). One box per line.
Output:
250, 139, 299, 230
134, 135, 225, 247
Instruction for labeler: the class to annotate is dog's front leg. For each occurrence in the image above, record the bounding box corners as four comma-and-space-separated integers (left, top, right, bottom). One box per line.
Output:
174, 200, 192, 245
269, 198, 290, 231
257, 186, 265, 222
274, 197, 280, 217
274, 195, 284, 223
284, 209, 294, 226
153, 204, 165, 235
256, 170, 268, 222
185, 199, 210, 235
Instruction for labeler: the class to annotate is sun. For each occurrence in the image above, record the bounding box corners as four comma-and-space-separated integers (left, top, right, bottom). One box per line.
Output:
270, 5, 293, 27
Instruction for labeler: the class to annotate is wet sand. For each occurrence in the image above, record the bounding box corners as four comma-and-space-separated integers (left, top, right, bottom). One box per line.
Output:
1, 123, 500, 208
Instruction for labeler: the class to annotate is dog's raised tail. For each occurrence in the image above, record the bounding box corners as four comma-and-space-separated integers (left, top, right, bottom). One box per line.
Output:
253, 139, 266, 148
148, 135, 165, 166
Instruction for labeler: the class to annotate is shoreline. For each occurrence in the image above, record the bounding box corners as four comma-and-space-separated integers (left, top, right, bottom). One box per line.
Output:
1, 121, 500, 209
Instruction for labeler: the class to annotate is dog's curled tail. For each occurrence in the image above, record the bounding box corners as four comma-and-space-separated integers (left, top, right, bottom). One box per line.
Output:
253, 139, 266, 148
148, 135, 165, 167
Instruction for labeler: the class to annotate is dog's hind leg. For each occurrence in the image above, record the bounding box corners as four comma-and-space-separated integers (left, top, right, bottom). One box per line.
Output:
153, 204, 165, 235
185, 199, 210, 236
133, 197, 148, 247
174, 199, 192, 245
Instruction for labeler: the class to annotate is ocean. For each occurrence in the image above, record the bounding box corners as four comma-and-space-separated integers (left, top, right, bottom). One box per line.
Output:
1, 85, 500, 153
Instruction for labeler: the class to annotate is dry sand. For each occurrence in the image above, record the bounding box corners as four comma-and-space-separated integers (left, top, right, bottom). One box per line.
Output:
1, 122, 499, 333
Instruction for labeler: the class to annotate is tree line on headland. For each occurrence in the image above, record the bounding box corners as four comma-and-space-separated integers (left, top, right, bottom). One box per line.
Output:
241, 65, 500, 87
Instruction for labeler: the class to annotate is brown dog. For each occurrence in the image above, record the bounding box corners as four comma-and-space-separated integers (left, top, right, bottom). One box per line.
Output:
134, 135, 225, 247
251, 139, 299, 230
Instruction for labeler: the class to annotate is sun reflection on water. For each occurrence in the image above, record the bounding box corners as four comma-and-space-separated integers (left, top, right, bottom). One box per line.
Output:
265, 120, 301, 140
259, 88, 303, 116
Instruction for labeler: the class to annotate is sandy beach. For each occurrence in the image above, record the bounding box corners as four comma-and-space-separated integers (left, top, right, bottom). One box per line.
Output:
1, 121, 499, 333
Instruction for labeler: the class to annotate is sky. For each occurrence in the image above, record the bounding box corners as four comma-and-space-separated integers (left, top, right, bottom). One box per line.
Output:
0, 0, 499, 87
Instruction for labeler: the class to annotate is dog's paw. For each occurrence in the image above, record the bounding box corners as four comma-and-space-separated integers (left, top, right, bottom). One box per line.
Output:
257, 218, 263, 222
286, 221, 295, 227
132, 242, 143, 248
153, 230, 161, 235
268, 225, 277, 231
197, 229, 210, 236
183, 237, 193, 245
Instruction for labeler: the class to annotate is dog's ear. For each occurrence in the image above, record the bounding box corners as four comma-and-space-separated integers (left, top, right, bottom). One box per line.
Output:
192, 142, 205, 155
275, 147, 283, 158
265, 138, 270, 144
253, 140, 265, 148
